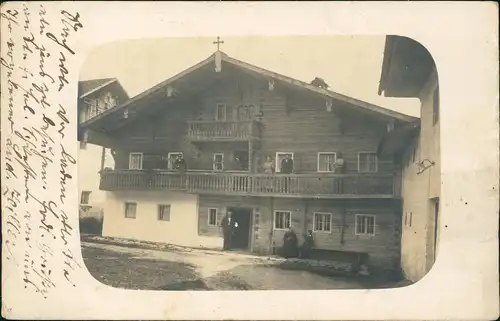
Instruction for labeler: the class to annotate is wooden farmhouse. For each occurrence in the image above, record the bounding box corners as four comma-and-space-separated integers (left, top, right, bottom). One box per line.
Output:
79, 50, 418, 271
78, 78, 129, 219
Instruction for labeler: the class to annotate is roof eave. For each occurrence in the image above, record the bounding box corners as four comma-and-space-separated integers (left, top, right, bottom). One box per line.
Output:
378, 35, 395, 96
84, 49, 417, 130
81, 53, 216, 128
225, 55, 416, 123
79, 78, 118, 99
377, 120, 420, 156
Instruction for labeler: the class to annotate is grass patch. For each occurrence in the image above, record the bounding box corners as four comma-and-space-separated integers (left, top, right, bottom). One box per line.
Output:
82, 246, 200, 290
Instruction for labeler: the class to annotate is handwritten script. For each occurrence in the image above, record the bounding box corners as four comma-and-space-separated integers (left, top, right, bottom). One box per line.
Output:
1, 3, 83, 299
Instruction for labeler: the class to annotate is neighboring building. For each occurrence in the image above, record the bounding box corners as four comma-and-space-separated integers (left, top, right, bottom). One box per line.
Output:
79, 49, 418, 271
377, 35, 440, 282
78, 78, 129, 220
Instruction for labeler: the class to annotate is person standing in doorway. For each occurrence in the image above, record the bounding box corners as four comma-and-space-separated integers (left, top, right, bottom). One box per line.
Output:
280, 154, 294, 193
221, 211, 233, 251
174, 154, 187, 187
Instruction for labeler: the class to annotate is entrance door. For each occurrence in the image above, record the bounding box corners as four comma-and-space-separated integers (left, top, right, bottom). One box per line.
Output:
228, 207, 252, 250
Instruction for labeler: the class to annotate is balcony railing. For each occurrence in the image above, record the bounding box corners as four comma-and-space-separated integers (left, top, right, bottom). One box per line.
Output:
100, 170, 394, 198
187, 120, 260, 142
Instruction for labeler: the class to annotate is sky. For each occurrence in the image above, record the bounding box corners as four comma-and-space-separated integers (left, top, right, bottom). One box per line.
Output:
79, 36, 420, 117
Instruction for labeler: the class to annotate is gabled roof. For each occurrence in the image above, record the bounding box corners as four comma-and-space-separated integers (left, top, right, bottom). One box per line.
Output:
224, 53, 417, 122
82, 51, 417, 129
79, 78, 117, 98
378, 35, 436, 98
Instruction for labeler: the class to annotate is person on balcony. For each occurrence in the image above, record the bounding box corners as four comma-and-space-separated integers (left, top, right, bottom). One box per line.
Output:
220, 211, 234, 251
174, 154, 187, 186
280, 154, 294, 192
233, 155, 248, 192
263, 156, 275, 192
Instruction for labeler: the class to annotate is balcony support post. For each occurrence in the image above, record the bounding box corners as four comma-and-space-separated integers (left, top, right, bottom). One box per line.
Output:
303, 199, 309, 237
248, 140, 253, 173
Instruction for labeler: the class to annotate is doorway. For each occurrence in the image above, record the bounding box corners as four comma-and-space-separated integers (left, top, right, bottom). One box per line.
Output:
432, 198, 440, 258
228, 207, 252, 250
233, 150, 249, 171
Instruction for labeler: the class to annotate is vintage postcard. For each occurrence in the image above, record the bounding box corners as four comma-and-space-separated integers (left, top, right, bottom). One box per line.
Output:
1, 1, 498, 320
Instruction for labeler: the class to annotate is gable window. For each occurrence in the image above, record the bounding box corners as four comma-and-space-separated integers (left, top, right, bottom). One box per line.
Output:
213, 153, 224, 171
80, 191, 91, 205
215, 103, 226, 121
167, 152, 183, 170
313, 212, 332, 232
355, 214, 376, 236
358, 152, 378, 173
158, 204, 171, 221
317, 152, 337, 172
124, 202, 137, 219
208, 208, 218, 226
129, 153, 143, 170
433, 86, 439, 125
274, 210, 291, 230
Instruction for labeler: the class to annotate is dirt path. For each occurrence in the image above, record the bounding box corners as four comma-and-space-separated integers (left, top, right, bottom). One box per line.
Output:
81, 242, 371, 290
82, 241, 277, 278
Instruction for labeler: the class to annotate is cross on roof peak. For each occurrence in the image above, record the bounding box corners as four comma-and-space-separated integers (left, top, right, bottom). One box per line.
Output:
213, 36, 224, 51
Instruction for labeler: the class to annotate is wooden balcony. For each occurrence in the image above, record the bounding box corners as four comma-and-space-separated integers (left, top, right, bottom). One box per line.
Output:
100, 170, 395, 199
187, 120, 260, 142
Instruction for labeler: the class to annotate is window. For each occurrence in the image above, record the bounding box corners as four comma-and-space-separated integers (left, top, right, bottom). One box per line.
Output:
275, 152, 294, 173
355, 214, 376, 236
90, 100, 97, 117
208, 208, 218, 226
80, 191, 91, 205
213, 153, 224, 171
405, 212, 412, 227
84, 98, 97, 119
215, 103, 226, 121
358, 152, 378, 173
317, 152, 337, 172
313, 212, 332, 232
237, 104, 255, 120
433, 86, 439, 125
158, 204, 171, 221
104, 93, 117, 110
167, 152, 183, 170
124, 202, 137, 219
129, 153, 143, 170
274, 211, 291, 230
